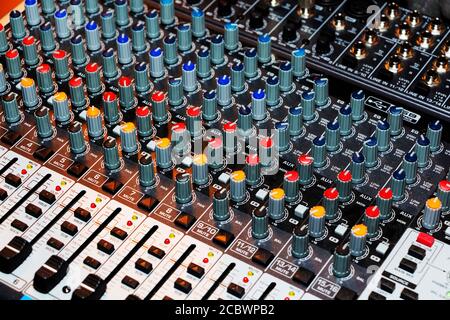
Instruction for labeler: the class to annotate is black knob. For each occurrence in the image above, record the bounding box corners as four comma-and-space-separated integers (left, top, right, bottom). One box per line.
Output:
344, 0, 375, 19
316, 34, 332, 54
249, 9, 265, 29
217, 0, 233, 17
186, 0, 201, 5
282, 20, 299, 42
317, 0, 344, 5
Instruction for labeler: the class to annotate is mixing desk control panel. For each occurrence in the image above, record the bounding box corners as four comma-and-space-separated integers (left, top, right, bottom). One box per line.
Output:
0, 0, 448, 301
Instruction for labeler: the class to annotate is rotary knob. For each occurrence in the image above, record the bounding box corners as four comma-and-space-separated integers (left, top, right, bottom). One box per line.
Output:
139, 153, 156, 187
245, 154, 261, 186
336, 170, 352, 202
364, 206, 380, 237
252, 206, 269, 239
249, 8, 265, 29
292, 224, 309, 259
323, 187, 339, 220
156, 138, 172, 169
308, 206, 326, 238
376, 187, 393, 220
283, 171, 299, 203
68, 121, 86, 154
192, 154, 209, 186
282, 20, 298, 42
422, 197, 442, 230
103, 137, 121, 171
315, 33, 332, 55
217, 0, 233, 17
268, 188, 285, 220
436, 180, 450, 211
175, 173, 193, 204
230, 170, 246, 202
349, 224, 367, 257
332, 243, 351, 278
213, 189, 230, 221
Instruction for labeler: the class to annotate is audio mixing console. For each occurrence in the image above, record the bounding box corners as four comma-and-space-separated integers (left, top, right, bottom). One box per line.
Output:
0, 0, 448, 301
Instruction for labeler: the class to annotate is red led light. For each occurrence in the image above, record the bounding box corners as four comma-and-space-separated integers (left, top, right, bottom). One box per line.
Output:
127, 221, 133, 227
90, 203, 96, 209
55, 186, 62, 192
243, 277, 249, 283
202, 258, 209, 263
164, 239, 170, 245
21, 169, 27, 175
284, 297, 290, 300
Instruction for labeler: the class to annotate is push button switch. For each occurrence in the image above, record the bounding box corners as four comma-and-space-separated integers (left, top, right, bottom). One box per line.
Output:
292, 267, 315, 287
137, 195, 159, 212
110, 227, 128, 240
1, 131, 21, 146
135, 258, 152, 274
97, 239, 115, 254
174, 212, 196, 230
174, 278, 192, 294
148, 246, 165, 259
379, 278, 395, 293
251, 247, 274, 267
5, 173, 21, 187
61, 221, 78, 236
11, 219, 28, 231
83, 256, 101, 270
67, 162, 88, 178
122, 276, 139, 289
401, 287, 419, 300
0, 188, 8, 201
33, 146, 54, 162
335, 286, 358, 300
399, 258, 417, 274
407, 244, 426, 260
25, 203, 42, 218
39, 190, 56, 204
187, 262, 205, 278
212, 229, 235, 248
227, 282, 245, 298
47, 237, 64, 250
102, 178, 123, 195
74, 207, 91, 222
